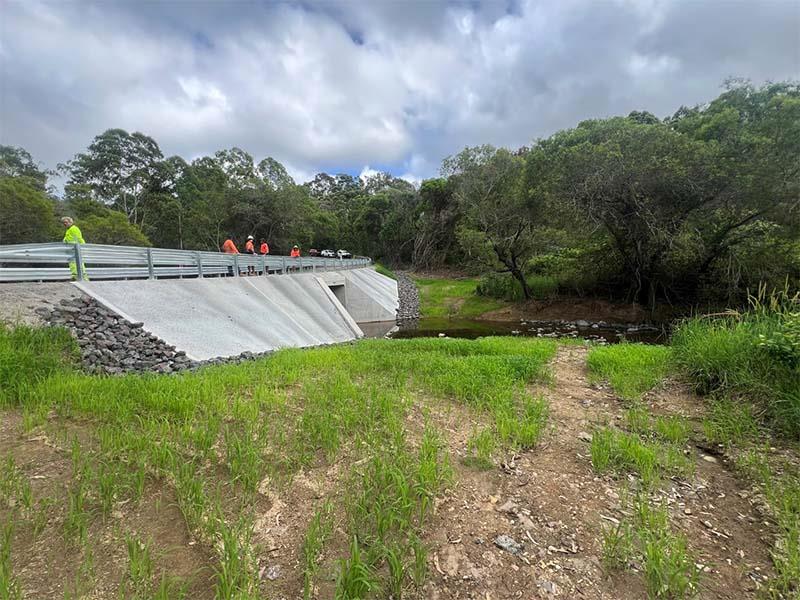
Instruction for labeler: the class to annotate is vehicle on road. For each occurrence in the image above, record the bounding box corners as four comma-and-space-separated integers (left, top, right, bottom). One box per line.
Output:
308, 248, 320, 257
321, 249, 336, 258
337, 249, 352, 259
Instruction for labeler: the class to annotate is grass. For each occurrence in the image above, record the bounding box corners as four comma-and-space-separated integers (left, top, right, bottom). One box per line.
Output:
587, 343, 673, 401
671, 291, 800, 437
590, 427, 693, 486
373, 263, 397, 280
602, 493, 701, 599
0, 325, 556, 597
413, 276, 505, 318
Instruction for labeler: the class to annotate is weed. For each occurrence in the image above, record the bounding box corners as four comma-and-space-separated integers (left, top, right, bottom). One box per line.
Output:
601, 520, 634, 571
653, 415, 691, 446
0, 519, 21, 600
587, 344, 672, 401
64, 481, 89, 545
32, 497, 54, 539
464, 428, 496, 470
153, 572, 187, 600
335, 537, 376, 600
590, 427, 693, 486
410, 536, 427, 589
302, 501, 334, 600
214, 519, 258, 600
125, 533, 154, 598
702, 398, 760, 446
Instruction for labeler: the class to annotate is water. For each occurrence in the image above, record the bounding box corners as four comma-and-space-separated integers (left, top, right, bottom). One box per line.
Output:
389, 317, 666, 344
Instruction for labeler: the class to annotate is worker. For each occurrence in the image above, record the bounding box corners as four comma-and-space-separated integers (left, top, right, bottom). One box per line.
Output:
221, 236, 238, 276
260, 239, 269, 255
244, 235, 256, 275
290, 245, 300, 258
61, 217, 88, 280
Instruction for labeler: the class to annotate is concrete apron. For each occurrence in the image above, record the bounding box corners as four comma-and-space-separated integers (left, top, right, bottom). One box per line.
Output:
74, 268, 399, 361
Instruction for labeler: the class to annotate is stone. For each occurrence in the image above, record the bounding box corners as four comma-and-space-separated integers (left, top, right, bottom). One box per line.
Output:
538, 580, 559, 595
578, 431, 593, 442
493, 535, 523, 555
702, 455, 718, 463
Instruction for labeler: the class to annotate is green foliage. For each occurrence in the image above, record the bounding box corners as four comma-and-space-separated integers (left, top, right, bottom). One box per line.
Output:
0, 518, 21, 600
587, 344, 672, 401
476, 272, 558, 301
672, 294, 800, 437
0, 177, 58, 244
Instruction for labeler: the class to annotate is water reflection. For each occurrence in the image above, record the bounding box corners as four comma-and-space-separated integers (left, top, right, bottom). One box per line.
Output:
390, 317, 666, 344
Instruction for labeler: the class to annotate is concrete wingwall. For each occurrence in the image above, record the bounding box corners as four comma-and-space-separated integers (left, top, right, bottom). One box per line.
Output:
74, 267, 398, 360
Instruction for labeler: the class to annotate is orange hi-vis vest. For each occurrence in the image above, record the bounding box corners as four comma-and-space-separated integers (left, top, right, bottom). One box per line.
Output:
222, 239, 239, 254
245, 239, 255, 253
260, 242, 269, 254
290, 248, 300, 258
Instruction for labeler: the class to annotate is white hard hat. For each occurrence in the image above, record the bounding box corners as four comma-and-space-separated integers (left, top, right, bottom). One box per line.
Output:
247, 235, 254, 240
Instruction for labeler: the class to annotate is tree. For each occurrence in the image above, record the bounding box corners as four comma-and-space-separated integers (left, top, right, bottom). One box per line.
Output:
257, 157, 295, 191
64, 189, 151, 246
444, 146, 537, 298
63, 129, 164, 225
0, 146, 48, 191
413, 178, 461, 269
0, 178, 57, 244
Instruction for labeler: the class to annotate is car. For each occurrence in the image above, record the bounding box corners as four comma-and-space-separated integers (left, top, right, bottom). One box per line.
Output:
308, 248, 320, 257
337, 249, 352, 259
320, 249, 336, 258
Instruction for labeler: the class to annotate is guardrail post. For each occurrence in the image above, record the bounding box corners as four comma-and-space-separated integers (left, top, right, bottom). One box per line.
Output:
233, 254, 240, 277
196, 252, 204, 278
261, 255, 266, 276
281, 257, 286, 274
146, 248, 155, 279
73, 244, 86, 281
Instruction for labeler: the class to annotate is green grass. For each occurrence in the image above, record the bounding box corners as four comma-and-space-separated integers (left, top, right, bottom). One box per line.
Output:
414, 277, 505, 318
590, 427, 693, 486
587, 344, 672, 401
602, 493, 701, 599
671, 296, 800, 437
373, 263, 397, 280
0, 325, 556, 597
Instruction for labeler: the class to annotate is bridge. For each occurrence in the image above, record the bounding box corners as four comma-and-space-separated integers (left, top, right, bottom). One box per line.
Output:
0, 243, 399, 360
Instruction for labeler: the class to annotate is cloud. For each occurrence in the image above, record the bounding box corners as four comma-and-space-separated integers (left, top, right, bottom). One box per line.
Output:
1, 0, 798, 187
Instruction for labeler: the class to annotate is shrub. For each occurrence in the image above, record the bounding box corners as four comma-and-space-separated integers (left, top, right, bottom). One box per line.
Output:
476, 272, 558, 301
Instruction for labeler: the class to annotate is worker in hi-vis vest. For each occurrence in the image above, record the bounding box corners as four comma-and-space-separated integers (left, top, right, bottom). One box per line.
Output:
290, 245, 300, 258
61, 216, 88, 280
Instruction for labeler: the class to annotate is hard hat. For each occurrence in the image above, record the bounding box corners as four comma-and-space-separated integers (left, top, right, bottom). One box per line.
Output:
247, 235, 254, 240
293, 245, 298, 248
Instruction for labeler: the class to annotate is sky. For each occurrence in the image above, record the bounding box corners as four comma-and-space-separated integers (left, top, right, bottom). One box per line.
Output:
1, 0, 798, 186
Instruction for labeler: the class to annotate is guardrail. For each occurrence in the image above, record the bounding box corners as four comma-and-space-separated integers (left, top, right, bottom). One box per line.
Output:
0, 243, 371, 282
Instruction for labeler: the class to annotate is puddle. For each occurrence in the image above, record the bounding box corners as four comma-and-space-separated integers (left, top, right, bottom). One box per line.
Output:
389, 317, 666, 344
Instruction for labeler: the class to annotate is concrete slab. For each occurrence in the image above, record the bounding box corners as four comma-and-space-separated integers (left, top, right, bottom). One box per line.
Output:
75, 274, 364, 361
342, 268, 399, 322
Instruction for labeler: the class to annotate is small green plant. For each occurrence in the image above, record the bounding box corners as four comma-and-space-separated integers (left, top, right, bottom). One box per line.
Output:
702, 399, 760, 446
64, 481, 89, 545
653, 415, 691, 446
214, 519, 258, 600
601, 520, 634, 571
384, 545, 405, 599
410, 536, 427, 589
302, 501, 334, 600
125, 533, 154, 598
0, 519, 21, 600
335, 537, 376, 600
464, 428, 496, 470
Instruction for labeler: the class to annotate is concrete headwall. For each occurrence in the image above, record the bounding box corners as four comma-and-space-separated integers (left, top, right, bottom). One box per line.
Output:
75, 268, 397, 360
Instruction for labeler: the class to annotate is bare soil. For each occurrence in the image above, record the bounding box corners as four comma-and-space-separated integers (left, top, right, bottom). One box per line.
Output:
0, 347, 783, 598
0, 282, 80, 326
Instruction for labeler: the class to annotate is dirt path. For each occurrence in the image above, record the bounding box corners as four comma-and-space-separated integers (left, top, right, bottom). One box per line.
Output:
422, 345, 775, 599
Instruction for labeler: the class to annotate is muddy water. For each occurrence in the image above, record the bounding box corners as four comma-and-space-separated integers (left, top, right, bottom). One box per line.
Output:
389, 317, 666, 344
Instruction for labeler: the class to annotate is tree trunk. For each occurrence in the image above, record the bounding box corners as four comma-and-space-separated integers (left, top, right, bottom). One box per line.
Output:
509, 267, 532, 300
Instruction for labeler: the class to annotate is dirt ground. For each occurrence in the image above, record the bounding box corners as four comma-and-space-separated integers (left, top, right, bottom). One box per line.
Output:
414, 346, 775, 599
0, 346, 783, 598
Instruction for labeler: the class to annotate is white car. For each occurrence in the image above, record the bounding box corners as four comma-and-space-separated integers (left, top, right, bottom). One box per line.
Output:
337, 249, 352, 259
320, 249, 336, 258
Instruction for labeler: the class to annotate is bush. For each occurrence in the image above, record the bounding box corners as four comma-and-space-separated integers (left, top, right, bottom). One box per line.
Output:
476, 272, 557, 301
671, 292, 800, 438
374, 263, 397, 280
0, 177, 58, 244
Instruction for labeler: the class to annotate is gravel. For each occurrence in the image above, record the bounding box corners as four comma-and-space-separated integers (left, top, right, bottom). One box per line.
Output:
395, 272, 420, 322
0, 282, 81, 326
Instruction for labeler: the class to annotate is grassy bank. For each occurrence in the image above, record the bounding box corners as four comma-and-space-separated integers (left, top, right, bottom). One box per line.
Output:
0, 326, 555, 598
414, 276, 505, 319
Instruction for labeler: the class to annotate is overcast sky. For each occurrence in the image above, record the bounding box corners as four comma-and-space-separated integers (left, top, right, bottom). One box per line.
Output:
1, 0, 798, 184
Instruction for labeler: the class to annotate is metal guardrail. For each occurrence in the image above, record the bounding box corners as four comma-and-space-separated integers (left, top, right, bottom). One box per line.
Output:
0, 243, 371, 282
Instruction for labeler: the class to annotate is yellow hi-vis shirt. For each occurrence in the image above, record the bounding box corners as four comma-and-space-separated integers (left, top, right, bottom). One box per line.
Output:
63, 225, 85, 244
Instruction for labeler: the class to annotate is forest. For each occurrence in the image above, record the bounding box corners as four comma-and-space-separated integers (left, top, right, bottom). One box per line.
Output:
1, 80, 798, 309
